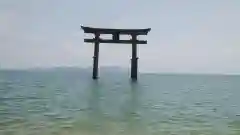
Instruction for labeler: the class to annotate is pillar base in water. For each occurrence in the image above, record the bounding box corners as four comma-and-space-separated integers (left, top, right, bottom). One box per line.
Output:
131, 58, 138, 80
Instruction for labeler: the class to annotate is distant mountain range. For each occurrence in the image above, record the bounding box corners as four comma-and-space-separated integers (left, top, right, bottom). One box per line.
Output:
0, 66, 239, 76
29, 66, 128, 73
0, 66, 129, 75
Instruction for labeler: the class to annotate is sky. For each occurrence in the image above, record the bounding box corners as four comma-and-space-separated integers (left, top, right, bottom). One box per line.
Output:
0, 0, 239, 74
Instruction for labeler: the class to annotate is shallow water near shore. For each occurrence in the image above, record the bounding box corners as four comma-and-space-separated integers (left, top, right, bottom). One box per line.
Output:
0, 68, 240, 135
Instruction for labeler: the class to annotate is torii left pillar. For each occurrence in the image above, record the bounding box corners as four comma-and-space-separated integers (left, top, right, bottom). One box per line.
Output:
92, 33, 100, 79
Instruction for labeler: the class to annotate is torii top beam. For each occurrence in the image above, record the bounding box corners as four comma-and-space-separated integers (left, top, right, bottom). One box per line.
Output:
81, 26, 151, 44
81, 26, 151, 35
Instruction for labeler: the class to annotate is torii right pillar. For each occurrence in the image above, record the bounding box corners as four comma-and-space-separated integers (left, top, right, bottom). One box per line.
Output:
131, 34, 138, 81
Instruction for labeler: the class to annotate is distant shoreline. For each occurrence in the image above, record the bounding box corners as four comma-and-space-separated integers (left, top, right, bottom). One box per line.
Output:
0, 66, 239, 76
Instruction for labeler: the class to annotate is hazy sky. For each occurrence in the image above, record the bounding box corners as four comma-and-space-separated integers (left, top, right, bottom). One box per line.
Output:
0, 0, 239, 74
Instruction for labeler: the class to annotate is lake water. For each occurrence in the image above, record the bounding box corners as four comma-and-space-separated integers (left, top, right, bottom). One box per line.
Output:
0, 68, 240, 135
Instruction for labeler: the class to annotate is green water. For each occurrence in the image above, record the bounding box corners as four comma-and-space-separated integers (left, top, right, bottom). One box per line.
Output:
0, 68, 240, 135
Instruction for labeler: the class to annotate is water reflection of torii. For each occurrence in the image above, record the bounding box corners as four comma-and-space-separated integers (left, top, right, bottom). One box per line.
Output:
86, 81, 146, 134
87, 81, 102, 126
122, 82, 145, 134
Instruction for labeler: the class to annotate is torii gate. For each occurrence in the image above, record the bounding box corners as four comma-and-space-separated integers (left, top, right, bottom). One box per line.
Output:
81, 26, 151, 80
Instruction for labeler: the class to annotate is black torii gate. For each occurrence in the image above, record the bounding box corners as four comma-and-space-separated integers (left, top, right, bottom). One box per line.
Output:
81, 26, 151, 80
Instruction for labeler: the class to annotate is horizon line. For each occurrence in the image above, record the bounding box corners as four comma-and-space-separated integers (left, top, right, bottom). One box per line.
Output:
0, 66, 239, 76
